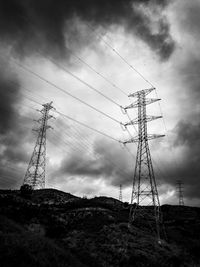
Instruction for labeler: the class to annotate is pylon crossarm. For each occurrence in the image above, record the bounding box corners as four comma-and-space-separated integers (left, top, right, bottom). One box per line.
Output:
122, 134, 164, 143
122, 137, 138, 144
124, 116, 162, 126
147, 134, 165, 140
123, 118, 139, 126
145, 98, 161, 106
48, 114, 56, 120
42, 101, 53, 108
123, 98, 161, 110
128, 87, 155, 98
146, 115, 162, 122
123, 101, 139, 110
120, 105, 127, 114
120, 122, 127, 131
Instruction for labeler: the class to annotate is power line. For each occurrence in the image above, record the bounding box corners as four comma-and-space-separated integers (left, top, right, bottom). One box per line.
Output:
86, 23, 175, 159
83, 27, 174, 175
11, 11, 128, 99
2, 83, 127, 172
54, 109, 120, 143
0, 74, 46, 107
2, 17, 174, 194
88, 25, 180, 177
49, 122, 132, 180
3, 80, 41, 107
4, 16, 145, 150
12, 59, 122, 125
54, 132, 131, 180
20, 93, 41, 106
6, 55, 131, 152
86, 23, 155, 88
47, 57, 122, 107
66, 47, 128, 96
12, 65, 136, 175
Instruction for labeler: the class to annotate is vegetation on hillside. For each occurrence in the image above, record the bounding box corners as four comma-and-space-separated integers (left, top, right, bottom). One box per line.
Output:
0, 189, 199, 267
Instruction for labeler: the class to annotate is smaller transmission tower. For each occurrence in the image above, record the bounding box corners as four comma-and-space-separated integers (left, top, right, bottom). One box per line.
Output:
176, 180, 184, 206
119, 184, 123, 202
23, 102, 54, 189
122, 88, 164, 241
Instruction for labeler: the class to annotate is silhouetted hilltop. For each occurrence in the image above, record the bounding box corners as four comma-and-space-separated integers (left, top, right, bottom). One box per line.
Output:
0, 189, 200, 267
0, 188, 78, 204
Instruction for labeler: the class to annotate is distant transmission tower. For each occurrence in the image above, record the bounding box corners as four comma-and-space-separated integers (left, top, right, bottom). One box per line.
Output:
122, 88, 164, 241
119, 184, 123, 202
176, 180, 184, 206
23, 102, 54, 189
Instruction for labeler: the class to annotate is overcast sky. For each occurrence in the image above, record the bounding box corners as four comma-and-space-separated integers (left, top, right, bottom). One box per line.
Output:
0, 0, 200, 206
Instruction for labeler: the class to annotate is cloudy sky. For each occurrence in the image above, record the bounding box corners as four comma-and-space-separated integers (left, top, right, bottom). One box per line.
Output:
0, 0, 200, 206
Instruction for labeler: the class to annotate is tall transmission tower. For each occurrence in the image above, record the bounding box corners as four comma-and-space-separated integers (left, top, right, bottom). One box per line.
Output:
176, 180, 184, 206
122, 88, 164, 241
23, 102, 54, 189
119, 184, 123, 202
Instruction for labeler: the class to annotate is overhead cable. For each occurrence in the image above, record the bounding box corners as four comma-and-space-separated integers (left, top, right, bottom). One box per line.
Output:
48, 57, 122, 107
54, 109, 120, 143
13, 60, 122, 125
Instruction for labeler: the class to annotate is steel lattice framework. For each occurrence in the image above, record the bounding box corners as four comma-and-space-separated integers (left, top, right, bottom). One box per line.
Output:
23, 102, 54, 189
122, 88, 164, 241
119, 184, 123, 202
176, 180, 184, 206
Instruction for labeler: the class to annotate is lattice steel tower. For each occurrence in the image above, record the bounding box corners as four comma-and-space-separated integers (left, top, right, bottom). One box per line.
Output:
176, 180, 184, 206
23, 102, 54, 189
119, 184, 123, 202
122, 88, 164, 240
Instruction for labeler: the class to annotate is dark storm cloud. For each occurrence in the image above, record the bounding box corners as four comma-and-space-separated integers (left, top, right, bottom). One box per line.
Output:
0, 0, 175, 190
0, 59, 36, 189
171, 120, 200, 200
0, 114, 32, 163
0, 60, 20, 134
151, 119, 200, 202
155, 0, 200, 203
177, 0, 200, 39
53, 137, 133, 187
58, 151, 112, 177
174, 0, 200, 101
0, 112, 35, 189
0, 0, 176, 192
157, 119, 200, 202
0, 57, 26, 188
174, 121, 200, 147
178, 56, 200, 104
0, 57, 29, 161
0, 0, 175, 60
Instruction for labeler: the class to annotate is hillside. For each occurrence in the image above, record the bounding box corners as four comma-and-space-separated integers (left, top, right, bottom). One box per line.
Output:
0, 189, 200, 267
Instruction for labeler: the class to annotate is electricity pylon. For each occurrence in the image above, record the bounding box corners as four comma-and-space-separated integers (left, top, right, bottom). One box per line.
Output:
23, 102, 54, 189
122, 88, 164, 241
119, 184, 123, 202
176, 180, 184, 206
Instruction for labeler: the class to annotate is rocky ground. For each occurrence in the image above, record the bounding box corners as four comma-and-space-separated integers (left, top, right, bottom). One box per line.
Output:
0, 188, 200, 267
